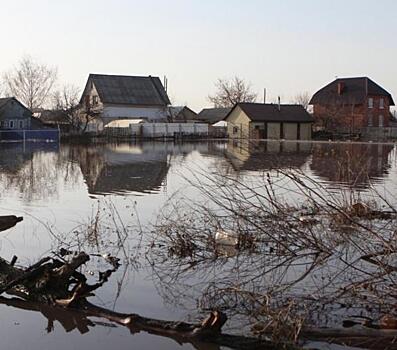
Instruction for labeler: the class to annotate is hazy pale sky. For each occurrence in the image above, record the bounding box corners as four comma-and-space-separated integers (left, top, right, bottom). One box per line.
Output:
1, 0, 396, 111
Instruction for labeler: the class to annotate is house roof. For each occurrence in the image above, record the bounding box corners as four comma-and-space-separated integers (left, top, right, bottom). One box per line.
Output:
198, 107, 232, 124
0, 97, 32, 115
83, 74, 171, 106
309, 77, 395, 106
39, 110, 70, 124
169, 106, 198, 121
0, 98, 12, 110
226, 103, 313, 123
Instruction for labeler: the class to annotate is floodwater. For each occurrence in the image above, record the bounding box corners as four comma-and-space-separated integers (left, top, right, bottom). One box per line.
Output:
0, 140, 396, 350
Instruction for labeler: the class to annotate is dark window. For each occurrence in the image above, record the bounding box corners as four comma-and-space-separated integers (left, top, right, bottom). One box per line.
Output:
368, 115, 373, 127
19, 120, 24, 129
92, 96, 99, 105
233, 126, 238, 134
9, 120, 14, 129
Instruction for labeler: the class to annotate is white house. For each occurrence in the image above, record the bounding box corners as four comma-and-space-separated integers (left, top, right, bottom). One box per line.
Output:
79, 74, 171, 132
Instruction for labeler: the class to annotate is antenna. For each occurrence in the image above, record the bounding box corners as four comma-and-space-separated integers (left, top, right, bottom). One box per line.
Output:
163, 76, 168, 93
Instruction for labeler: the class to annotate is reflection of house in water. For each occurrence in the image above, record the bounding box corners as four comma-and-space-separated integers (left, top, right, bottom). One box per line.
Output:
225, 140, 312, 171
0, 143, 59, 174
310, 143, 394, 188
75, 142, 232, 196
76, 143, 171, 195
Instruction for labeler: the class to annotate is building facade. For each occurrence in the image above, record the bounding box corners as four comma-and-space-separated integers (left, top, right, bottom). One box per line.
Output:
310, 77, 395, 131
225, 103, 313, 140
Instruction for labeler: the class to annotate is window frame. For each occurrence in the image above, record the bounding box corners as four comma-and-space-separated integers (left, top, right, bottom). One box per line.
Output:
368, 98, 374, 109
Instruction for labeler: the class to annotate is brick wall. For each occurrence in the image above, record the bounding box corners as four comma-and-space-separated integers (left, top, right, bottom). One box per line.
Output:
313, 96, 391, 130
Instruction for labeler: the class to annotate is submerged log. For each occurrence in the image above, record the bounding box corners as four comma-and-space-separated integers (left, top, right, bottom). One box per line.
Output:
0, 215, 23, 232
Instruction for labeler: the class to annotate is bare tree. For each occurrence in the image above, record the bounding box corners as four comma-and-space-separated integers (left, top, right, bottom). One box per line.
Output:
2, 56, 58, 110
52, 84, 82, 130
293, 92, 311, 111
208, 77, 257, 108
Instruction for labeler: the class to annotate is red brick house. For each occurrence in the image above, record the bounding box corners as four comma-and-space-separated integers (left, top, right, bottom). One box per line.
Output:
309, 77, 394, 131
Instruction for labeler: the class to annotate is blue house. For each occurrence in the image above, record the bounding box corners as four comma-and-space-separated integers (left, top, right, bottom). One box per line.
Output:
0, 97, 32, 130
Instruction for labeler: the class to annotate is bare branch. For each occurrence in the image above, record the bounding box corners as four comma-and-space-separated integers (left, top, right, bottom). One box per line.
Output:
208, 77, 257, 108
2, 55, 58, 110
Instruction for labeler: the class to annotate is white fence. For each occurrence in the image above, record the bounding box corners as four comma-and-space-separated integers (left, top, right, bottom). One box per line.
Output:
106, 123, 209, 138
141, 123, 208, 138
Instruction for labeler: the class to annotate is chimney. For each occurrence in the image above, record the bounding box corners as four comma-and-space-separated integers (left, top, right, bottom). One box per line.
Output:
337, 82, 344, 95
278, 96, 281, 111
263, 88, 267, 104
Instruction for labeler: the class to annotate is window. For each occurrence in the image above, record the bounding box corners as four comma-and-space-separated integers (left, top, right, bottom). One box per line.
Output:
368, 98, 374, 109
3, 121, 8, 128
368, 115, 373, 127
379, 115, 384, 127
233, 126, 238, 134
380, 98, 384, 109
9, 120, 14, 129
92, 95, 99, 105
19, 120, 24, 129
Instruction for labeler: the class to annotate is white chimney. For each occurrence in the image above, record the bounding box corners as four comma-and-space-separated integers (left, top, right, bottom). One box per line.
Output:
278, 96, 281, 111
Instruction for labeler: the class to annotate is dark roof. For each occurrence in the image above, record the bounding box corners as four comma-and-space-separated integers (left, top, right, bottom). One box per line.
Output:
0, 97, 32, 115
39, 110, 70, 124
169, 106, 198, 121
309, 77, 395, 106
227, 103, 313, 123
198, 108, 231, 124
0, 98, 12, 110
83, 74, 171, 106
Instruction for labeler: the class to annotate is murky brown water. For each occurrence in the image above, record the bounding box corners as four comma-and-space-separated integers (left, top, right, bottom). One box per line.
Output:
0, 140, 396, 349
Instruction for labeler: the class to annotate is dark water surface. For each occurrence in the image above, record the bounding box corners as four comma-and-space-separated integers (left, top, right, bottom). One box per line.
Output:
0, 140, 396, 350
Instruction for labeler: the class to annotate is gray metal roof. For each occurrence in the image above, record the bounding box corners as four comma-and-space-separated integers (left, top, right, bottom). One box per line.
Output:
86, 74, 171, 106
227, 103, 313, 123
198, 107, 232, 124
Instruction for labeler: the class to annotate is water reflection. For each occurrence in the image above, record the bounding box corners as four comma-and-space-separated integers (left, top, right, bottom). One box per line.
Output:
74, 143, 171, 195
310, 142, 394, 188
0, 141, 395, 202
224, 140, 312, 171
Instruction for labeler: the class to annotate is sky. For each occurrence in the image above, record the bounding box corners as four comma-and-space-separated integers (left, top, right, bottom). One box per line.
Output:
1, 0, 397, 111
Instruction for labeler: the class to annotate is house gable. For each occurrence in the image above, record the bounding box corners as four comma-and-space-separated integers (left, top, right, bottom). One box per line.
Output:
80, 74, 170, 107
310, 77, 395, 106
0, 97, 32, 129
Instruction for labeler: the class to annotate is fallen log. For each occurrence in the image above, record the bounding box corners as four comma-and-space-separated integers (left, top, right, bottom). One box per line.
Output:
0, 250, 295, 349
0, 215, 23, 232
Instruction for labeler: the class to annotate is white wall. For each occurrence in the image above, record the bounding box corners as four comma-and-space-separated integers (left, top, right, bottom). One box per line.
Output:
103, 105, 168, 122
141, 123, 208, 137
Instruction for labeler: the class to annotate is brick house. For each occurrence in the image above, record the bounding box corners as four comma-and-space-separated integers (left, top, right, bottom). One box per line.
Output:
309, 77, 395, 131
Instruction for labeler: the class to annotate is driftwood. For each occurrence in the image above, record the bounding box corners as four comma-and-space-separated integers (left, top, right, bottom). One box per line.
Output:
0, 250, 291, 350
0, 249, 394, 349
0, 215, 23, 232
